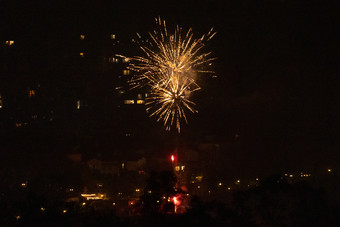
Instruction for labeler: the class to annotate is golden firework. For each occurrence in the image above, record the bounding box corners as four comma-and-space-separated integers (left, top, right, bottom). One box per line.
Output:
120, 17, 216, 132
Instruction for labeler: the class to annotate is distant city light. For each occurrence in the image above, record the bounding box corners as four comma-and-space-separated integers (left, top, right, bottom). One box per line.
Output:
218, 182, 222, 186
80, 34, 85, 39
328, 169, 332, 172
62, 209, 67, 214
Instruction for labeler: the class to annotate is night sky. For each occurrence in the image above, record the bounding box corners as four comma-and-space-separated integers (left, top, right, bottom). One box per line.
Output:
0, 0, 339, 177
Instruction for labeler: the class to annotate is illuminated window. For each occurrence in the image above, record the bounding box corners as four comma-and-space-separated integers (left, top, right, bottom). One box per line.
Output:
175, 166, 180, 171
80, 52, 84, 57
121, 163, 125, 168
181, 165, 185, 171
5, 40, 14, 46
76, 100, 81, 109
110, 34, 116, 39
124, 100, 134, 104
80, 34, 85, 39
29, 90, 35, 97
136, 100, 144, 104
195, 176, 203, 182
109, 57, 115, 63
123, 70, 130, 75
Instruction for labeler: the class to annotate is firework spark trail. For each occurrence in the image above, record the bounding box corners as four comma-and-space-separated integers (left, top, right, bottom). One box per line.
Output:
119, 17, 216, 133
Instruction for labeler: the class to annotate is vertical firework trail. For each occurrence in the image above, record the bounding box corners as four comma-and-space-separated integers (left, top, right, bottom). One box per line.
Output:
119, 17, 216, 133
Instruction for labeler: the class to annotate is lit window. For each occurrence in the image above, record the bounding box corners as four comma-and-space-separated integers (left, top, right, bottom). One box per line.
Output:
175, 166, 180, 171
136, 100, 144, 104
135, 189, 140, 192
80, 52, 84, 57
124, 100, 134, 104
181, 165, 185, 171
218, 182, 222, 186
40, 207, 45, 211
122, 163, 125, 168
123, 70, 130, 75
328, 169, 332, 172
29, 90, 35, 97
76, 100, 81, 109
5, 40, 14, 46
80, 34, 85, 39
110, 34, 116, 39
195, 176, 203, 182
109, 57, 115, 63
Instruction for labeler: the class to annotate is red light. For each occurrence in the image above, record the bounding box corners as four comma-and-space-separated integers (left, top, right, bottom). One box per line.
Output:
171, 155, 175, 162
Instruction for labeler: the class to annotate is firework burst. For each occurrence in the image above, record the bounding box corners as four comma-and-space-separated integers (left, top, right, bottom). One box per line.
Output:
120, 17, 216, 132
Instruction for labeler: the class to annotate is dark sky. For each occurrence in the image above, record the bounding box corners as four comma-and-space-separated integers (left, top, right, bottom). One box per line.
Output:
1, 0, 339, 176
